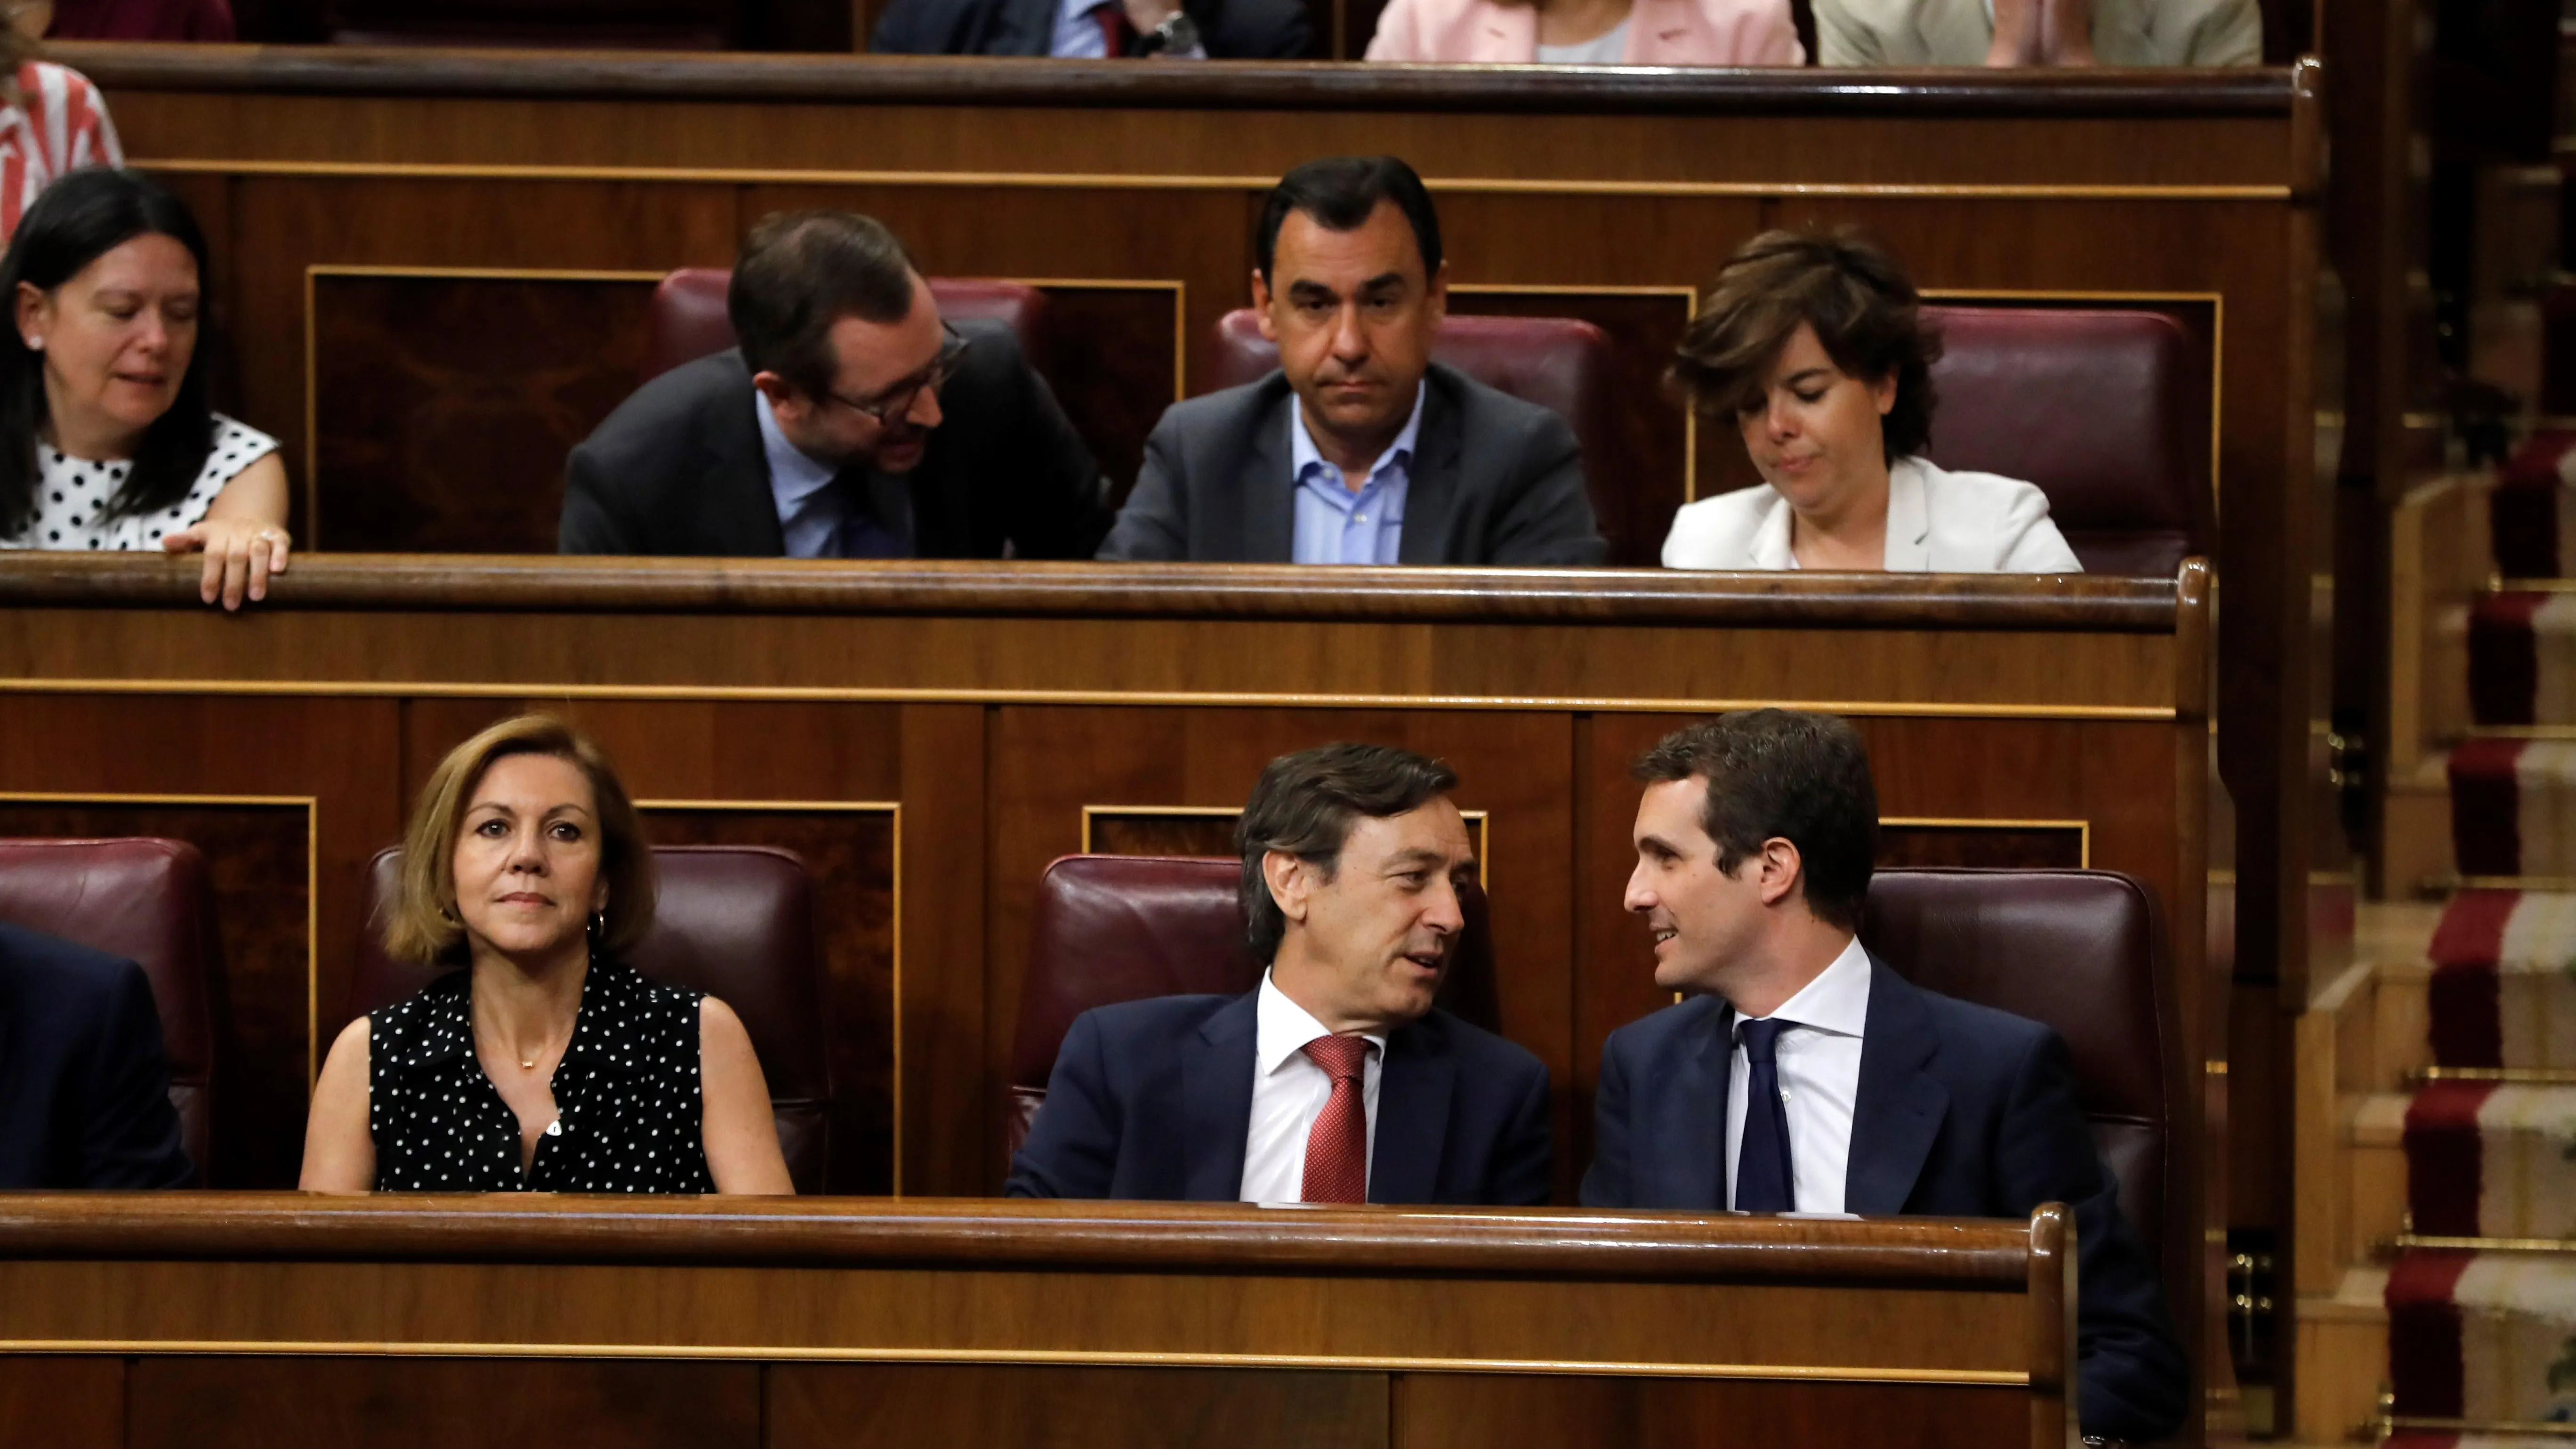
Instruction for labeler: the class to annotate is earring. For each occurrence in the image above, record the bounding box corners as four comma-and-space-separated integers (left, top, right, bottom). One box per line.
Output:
586, 910, 604, 963
23, 337, 38, 351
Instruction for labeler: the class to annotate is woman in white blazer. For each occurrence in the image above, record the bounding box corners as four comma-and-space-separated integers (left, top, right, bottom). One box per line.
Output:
1659, 227, 2081, 574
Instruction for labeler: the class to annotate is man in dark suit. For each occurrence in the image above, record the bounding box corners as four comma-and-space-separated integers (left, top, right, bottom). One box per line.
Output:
872, 0, 1306, 59
1098, 157, 1606, 567
561, 210, 1112, 559
1582, 711, 2187, 1446
0, 922, 192, 1189
1008, 743, 1551, 1205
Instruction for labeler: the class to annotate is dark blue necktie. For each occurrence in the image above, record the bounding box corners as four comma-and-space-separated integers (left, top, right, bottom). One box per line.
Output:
1734, 1017, 1795, 1213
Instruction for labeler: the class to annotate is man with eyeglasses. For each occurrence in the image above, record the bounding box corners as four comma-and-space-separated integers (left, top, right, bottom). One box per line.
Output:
561, 209, 1112, 559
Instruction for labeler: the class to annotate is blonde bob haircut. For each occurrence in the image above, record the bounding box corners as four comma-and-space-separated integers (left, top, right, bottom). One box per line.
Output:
381, 714, 656, 967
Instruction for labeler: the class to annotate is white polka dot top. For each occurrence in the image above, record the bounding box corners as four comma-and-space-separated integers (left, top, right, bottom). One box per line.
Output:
0, 413, 277, 552
367, 958, 716, 1194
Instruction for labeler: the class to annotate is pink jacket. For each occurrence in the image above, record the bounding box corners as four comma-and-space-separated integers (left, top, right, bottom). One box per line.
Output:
1365, 0, 1803, 64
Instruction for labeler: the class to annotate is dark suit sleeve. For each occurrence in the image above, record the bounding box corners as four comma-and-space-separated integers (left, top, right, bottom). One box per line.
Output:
1488, 1053, 1553, 1207
1996, 1030, 2188, 1443
1577, 1028, 1634, 1208
1196, 0, 1311, 56
559, 439, 638, 555
1096, 411, 1189, 561
1488, 410, 1607, 566
1004, 1010, 1120, 1198
868, 0, 959, 52
986, 338, 1114, 560
76, 960, 192, 1190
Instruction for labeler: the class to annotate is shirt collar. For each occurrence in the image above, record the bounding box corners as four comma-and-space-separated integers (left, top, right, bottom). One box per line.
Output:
1289, 380, 1426, 494
755, 389, 842, 512
1255, 969, 1388, 1076
1738, 934, 1872, 1039
1061, 0, 1116, 24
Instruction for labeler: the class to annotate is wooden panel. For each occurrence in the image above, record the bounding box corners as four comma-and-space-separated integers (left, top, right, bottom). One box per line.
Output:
127, 1357, 760, 1449
0, 694, 406, 1190
0, 1356, 119, 1449
1028, 285, 1179, 507
0, 798, 309, 1188
310, 273, 656, 553
1879, 821, 2087, 869
1393, 1373, 2026, 1449
1088, 811, 1235, 857
772, 1363, 1389, 1449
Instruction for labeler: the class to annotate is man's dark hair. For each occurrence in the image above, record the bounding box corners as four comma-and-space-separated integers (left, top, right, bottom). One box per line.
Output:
1633, 710, 1878, 932
1670, 226, 1940, 464
1255, 156, 1443, 286
729, 210, 919, 400
1237, 742, 1459, 964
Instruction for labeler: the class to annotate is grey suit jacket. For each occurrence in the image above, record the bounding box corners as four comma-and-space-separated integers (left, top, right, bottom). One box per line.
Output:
1097, 362, 1607, 566
1814, 0, 2259, 64
558, 325, 1111, 559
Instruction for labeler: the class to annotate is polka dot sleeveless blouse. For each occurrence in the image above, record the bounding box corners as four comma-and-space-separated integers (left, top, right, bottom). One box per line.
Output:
1, 415, 276, 551
367, 958, 716, 1193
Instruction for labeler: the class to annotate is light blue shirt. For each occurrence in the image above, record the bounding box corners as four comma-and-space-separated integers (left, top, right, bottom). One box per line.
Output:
1288, 383, 1424, 566
1052, 0, 1206, 56
755, 393, 910, 559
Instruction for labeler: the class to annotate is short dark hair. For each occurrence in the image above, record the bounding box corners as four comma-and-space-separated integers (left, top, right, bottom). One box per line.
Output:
1670, 226, 1940, 464
1237, 742, 1459, 964
1255, 156, 1443, 286
0, 169, 218, 540
1632, 709, 1877, 932
729, 210, 919, 400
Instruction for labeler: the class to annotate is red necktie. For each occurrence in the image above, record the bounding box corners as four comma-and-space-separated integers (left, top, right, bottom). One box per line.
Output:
1095, 4, 1136, 55
1300, 1035, 1372, 1205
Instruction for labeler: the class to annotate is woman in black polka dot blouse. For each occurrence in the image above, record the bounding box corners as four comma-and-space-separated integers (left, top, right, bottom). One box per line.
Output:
298, 715, 795, 1195
0, 169, 290, 611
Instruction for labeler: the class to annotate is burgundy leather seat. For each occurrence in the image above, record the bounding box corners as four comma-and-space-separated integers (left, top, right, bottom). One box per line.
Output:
1919, 306, 2213, 577
1006, 853, 1499, 1156
1201, 307, 1615, 500
1860, 868, 2182, 1289
349, 845, 834, 1193
644, 268, 1055, 385
0, 837, 219, 1184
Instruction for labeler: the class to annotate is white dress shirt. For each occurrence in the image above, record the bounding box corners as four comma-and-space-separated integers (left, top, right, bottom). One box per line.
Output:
1288, 382, 1425, 565
1724, 935, 1872, 1212
1660, 454, 2084, 574
1239, 971, 1386, 1202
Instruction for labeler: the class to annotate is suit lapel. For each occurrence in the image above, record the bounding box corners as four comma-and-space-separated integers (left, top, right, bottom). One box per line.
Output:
1247, 386, 1298, 563
991, 0, 1061, 56
1396, 374, 1461, 565
1678, 1003, 1733, 1208
1843, 958, 1949, 1215
1884, 458, 1932, 571
1181, 991, 1259, 1201
1369, 1018, 1454, 1204
708, 356, 789, 556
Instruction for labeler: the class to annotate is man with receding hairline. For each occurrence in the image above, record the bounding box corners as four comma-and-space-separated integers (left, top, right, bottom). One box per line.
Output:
1099, 156, 1605, 566
1007, 742, 1551, 1205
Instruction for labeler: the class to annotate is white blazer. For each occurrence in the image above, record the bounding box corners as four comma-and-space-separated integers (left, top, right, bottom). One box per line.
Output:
1660, 455, 2083, 573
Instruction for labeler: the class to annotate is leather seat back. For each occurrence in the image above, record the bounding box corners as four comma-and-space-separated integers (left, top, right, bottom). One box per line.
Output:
0, 837, 219, 1184
645, 268, 1055, 385
351, 844, 835, 1193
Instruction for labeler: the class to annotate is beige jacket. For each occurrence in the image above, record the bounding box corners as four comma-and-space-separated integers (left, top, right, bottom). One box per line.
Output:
1813, 0, 2258, 65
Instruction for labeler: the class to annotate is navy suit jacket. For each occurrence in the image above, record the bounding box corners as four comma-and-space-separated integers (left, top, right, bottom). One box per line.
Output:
871, 0, 1310, 59
0, 922, 192, 1190
1581, 957, 2187, 1444
1006, 990, 1551, 1205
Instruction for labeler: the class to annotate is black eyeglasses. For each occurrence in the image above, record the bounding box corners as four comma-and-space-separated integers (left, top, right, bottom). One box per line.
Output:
822, 323, 970, 424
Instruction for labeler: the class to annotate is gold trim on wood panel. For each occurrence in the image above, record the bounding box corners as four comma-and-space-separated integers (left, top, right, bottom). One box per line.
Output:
1877, 815, 2091, 868
1080, 805, 1490, 886
2415, 1066, 2576, 1085
2389, 1416, 2576, 1436
1920, 289, 2225, 509
636, 797, 903, 1193
134, 158, 2296, 202
2394, 1234, 2576, 1253
0, 790, 322, 1082
0, 679, 2181, 721
0, 1336, 2032, 1383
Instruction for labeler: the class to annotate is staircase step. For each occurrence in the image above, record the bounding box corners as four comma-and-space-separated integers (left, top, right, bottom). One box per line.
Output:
2428, 891, 2576, 1065
2387, 1248, 2576, 1425
2406, 1081, 2576, 1239
2447, 746, 2576, 876
2489, 431, 2576, 579
2291, 1266, 2388, 1443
